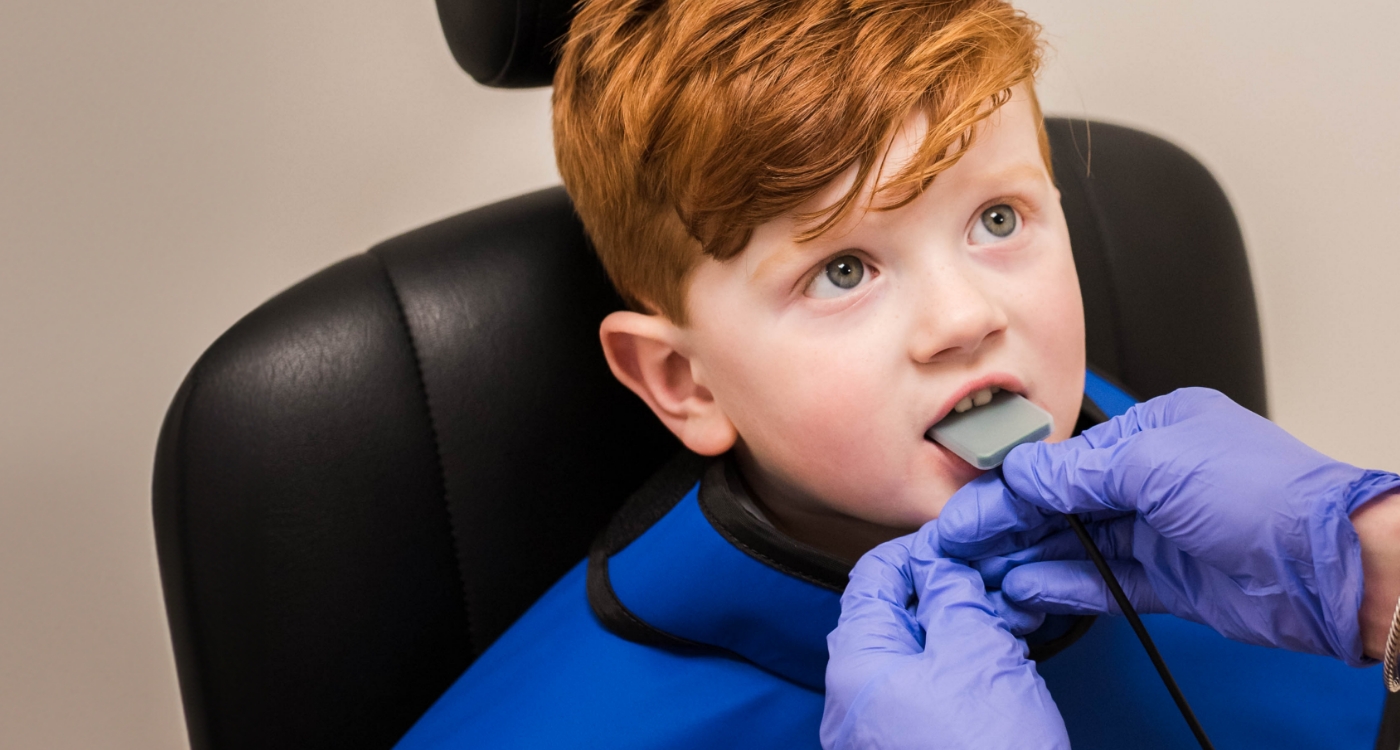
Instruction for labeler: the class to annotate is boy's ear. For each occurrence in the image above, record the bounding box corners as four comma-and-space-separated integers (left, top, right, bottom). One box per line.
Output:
599, 311, 738, 456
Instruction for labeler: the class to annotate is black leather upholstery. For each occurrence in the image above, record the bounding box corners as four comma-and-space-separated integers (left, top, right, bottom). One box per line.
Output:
154, 190, 680, 749
1052, 118, 1265, 415
154, 118, 1266, 750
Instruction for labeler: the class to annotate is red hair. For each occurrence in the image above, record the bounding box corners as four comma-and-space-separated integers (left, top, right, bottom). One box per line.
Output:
554, 0, 1047, 322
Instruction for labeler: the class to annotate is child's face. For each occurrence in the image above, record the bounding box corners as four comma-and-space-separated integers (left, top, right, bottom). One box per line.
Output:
680, 86, 1085, 536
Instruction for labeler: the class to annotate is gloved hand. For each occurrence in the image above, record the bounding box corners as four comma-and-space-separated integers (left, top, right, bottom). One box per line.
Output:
822, 521, 1068, 750
938, 387, 1400, 666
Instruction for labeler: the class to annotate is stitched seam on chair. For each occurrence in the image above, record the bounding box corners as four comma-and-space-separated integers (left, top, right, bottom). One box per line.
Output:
367, 250, 474, 652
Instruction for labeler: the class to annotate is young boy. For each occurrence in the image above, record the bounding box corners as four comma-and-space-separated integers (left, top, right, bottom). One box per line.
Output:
395, 1, 1380, 747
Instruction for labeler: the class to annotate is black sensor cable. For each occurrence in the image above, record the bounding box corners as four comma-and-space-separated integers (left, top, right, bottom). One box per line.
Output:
1064, 513, 1216, 750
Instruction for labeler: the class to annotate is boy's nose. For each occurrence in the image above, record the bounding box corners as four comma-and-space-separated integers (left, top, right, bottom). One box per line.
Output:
907, 268, 1009, 363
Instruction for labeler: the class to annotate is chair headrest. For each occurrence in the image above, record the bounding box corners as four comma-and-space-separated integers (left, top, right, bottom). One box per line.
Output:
437, 0, 575, 88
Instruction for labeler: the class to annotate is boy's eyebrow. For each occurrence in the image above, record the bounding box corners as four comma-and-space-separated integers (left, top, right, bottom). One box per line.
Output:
748, 229, 841, 284
982, 162, 1050, 188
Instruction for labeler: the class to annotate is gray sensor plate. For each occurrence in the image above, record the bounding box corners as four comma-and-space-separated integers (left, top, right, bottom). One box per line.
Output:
926, 391, 1055, 470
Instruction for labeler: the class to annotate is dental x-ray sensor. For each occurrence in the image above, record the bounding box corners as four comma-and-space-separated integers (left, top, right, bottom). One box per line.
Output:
926, 390, 1054, 469
928, 392, 1216, 750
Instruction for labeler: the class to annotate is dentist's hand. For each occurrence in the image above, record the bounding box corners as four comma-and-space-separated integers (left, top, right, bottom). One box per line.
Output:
939, 387, 1400, 666
822, 522, 1068, 750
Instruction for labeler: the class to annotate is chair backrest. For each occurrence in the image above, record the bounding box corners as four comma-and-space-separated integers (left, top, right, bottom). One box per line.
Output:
154, 4, 1266, 749
155, 189, 681, 750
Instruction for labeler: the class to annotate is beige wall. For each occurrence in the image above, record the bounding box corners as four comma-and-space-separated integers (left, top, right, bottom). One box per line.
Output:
0, 3, 556, 747
1019, 0, 1400, 471
1, 1, 1396, 747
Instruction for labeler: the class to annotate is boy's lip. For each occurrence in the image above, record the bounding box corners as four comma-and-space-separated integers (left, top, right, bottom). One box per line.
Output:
925, 438, 988, 480
924, 372, 1028, 434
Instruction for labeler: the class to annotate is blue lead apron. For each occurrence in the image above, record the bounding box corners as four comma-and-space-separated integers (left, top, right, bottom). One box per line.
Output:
396, 372, 1383, 749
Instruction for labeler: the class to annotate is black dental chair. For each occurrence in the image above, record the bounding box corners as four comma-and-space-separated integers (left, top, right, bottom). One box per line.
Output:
156, 2, 1375, 749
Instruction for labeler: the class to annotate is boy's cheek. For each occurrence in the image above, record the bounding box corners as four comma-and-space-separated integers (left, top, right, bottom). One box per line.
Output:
771, 425, 969, 527
1021, 260, 1087, 440
1033, 322, 1087, 442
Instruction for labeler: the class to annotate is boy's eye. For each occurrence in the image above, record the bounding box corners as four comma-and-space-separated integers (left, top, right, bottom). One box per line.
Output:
971, 204, 1020, 244
806, 254, 868, 299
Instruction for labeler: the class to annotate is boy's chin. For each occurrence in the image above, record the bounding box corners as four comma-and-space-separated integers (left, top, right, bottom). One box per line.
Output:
873, 487, 974, 530
892, 458, 990, 526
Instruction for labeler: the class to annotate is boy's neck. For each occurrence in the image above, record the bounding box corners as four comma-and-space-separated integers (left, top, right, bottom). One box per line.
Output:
731, 447, 913, 565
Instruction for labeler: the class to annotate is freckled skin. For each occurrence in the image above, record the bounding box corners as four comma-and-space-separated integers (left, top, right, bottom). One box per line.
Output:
677, 87, 1086, 561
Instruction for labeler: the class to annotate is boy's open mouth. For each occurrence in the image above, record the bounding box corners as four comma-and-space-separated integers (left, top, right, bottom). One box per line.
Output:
950, 386, 1002, 415
923, 375, 1028, 440
922, 387, 1005, 451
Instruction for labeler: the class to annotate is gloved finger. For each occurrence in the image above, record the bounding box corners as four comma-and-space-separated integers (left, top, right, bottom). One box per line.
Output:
827, 535, 925, 691
973, 517, 1136, 588
1124, 387, 1238, 430
907, 551, 1005, 639
937, 472, 1067, 560
1000, 389, 1243, 519
823, 538, 921, 749
836, 535, 924, 651
989, 590, 1046, 636
1078, 388, 1235, 446
1001, 560, 1167, 616
1000, 437, 1133, 517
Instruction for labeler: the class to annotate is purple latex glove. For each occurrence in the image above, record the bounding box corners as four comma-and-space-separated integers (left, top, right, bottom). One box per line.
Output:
822, 522, 1068, 750
939, 387, 1400, 667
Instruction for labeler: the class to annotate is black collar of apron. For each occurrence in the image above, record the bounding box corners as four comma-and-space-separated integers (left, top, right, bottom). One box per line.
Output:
587, 453, 844, 689
588, 397, 1111, 688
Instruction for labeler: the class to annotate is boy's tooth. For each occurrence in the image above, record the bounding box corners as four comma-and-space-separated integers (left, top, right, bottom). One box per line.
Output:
954, 397, 973, 413
972, 388, 993, 406
990, 386, 1001, 394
